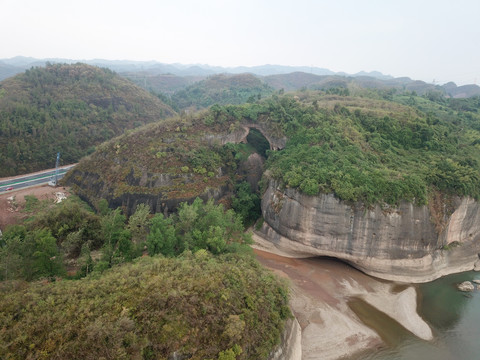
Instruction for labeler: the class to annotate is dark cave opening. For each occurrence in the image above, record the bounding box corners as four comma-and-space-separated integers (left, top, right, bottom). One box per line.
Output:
246, 128, 270, 158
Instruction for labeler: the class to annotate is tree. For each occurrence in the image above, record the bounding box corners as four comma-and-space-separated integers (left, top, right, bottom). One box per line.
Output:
0, 226, 26, 280
100, 209, 132, 266
127, 203, 151, 244
31, 228, 64, 279
78, 242, 93, 277
32, 197, 103, 254
175, 198, 247, 254
146, 214, 177, 256
231, 182, 261, 226
0, 225, 65, 280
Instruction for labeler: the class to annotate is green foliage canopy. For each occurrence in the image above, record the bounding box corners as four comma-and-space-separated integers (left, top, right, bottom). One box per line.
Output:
0, 253, 290, 360
147, 198, 250, 257
0, 63, 175, 176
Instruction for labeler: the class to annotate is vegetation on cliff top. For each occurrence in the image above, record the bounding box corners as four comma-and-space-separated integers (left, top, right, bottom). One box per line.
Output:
0, 63, 176, 176
264, 90, 480, 205
67, 89, 480, 207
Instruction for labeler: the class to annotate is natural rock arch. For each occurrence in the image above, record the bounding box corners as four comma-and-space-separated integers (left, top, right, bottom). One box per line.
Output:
246, 128, 270, 158
240, 124, 286, 151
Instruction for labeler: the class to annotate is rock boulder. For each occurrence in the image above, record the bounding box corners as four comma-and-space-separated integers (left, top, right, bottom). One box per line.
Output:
458, 281, 475, 292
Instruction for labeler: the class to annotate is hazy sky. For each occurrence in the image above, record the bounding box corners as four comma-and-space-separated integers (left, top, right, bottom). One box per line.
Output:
2, 0, 479, 85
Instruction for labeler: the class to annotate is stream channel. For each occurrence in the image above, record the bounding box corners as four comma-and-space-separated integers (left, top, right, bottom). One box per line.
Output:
254, 249, 480, 360
357, 271, 480, 360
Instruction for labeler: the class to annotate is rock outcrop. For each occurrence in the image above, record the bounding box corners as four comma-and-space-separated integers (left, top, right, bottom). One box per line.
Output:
474, 259, 480, 271
457, 281, 475, 292
203, 124, 286, 150
258, 180, 480, 283
66, 168, 232, 216
237, 153, 265, 192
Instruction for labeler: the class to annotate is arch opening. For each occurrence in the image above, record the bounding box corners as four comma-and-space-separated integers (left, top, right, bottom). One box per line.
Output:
246, 128, 270, 158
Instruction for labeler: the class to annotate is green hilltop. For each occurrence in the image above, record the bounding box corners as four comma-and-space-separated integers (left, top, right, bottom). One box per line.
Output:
0, 63, 176, 176
170, 73, 275, 111
0, 251, 289, 359
65, 89, 480, 212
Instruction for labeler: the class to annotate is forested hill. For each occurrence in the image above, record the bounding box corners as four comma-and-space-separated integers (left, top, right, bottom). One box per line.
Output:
66, 89, 480, 212
0, 63, 176, 177
170, 73, 275, 110
263, 72, 480, 98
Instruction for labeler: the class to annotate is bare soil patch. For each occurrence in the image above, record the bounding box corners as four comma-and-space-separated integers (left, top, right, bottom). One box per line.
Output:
0, 185, 72, 230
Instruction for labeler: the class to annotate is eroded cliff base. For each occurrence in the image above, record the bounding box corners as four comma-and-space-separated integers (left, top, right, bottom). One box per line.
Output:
253, 239, 433, 360
260, 180, 480, 283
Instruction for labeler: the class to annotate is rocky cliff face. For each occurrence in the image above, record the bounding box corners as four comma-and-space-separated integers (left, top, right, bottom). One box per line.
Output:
202, 124, 286, 150
259, 180, 480, 282
66, 167, 232, 216
237, 153, 265, 192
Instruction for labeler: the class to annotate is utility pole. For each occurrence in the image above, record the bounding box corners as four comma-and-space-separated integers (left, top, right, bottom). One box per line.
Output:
48, 152, 60, 187
54, 152, 60, 186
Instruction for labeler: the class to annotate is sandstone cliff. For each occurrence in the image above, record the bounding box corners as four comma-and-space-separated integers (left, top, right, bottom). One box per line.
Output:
258, 180, 480, 283
63, 95, 480, 283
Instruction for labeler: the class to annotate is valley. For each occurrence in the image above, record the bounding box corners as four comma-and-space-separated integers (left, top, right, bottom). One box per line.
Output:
1, 61, 480, 359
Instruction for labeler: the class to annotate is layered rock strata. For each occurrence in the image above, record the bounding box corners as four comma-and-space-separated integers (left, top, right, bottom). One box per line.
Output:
259, 180, 480, 283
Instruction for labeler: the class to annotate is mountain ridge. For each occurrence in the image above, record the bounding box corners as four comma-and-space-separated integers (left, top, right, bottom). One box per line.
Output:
2, 57, 479, 98
0, 57, 420, 82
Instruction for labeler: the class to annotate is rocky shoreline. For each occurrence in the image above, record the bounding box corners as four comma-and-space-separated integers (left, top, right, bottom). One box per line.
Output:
254, 234, 434, 360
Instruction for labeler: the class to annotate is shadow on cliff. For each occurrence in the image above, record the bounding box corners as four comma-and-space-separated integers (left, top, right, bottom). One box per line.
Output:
246, 128, 270, 159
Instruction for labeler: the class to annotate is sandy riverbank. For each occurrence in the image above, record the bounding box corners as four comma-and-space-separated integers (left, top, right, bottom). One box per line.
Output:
253, 234, 433, 360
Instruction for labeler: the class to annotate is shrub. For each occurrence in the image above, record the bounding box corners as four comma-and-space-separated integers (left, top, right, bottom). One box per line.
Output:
0, 254, 290, 360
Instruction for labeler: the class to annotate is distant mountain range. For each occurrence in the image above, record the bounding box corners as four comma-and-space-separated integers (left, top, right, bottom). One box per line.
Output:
0, 56, 376, 78
1, 56, 479, 98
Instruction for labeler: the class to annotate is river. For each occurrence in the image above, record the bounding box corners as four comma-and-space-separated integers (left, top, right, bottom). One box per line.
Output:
357, 271, 480, 360
253, 247, 480, 360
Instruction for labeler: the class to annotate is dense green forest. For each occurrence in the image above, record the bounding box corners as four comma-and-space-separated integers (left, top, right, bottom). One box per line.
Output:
0, 195, 255, 281
169, 74, 274, 111
0, 63, 176, 176
261, 90, 480, 205
0, 195, 289, 359
66, 88, 480, 209
3, 68, 480, 359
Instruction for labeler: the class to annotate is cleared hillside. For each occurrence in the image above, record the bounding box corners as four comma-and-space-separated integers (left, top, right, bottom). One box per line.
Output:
0, 63, 176, 176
